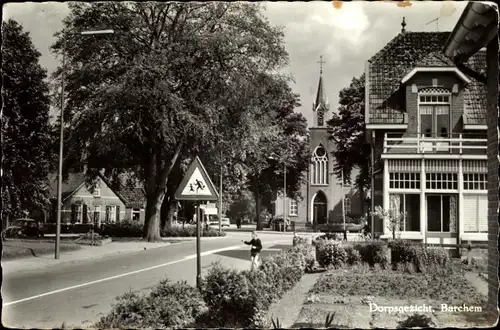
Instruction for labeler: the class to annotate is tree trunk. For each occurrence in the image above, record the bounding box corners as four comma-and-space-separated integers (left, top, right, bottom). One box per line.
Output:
255, 189, 261, 230
144, 195, 163, 242
161, 195, 176, 229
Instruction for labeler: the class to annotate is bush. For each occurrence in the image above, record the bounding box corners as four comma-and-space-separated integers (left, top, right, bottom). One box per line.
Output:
316, 241, 347, 269
344, 245, 362, 265
100, 220, 143, 237
161, 224, 226, 237
389, 240, 451, 274
96, 279, 207, 329
397, 313, 435, 328
389, 239, 416, 266
352, 240, 388, 267
201, 243, 312, 328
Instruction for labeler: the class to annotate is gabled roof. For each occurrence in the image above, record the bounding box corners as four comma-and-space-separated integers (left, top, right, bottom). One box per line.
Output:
313, 74, 328, 112
48, 172, 145, 208
367, 31, 486, 125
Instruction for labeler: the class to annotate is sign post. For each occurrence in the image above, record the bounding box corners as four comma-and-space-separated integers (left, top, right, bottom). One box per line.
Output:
175, 156, 219, 289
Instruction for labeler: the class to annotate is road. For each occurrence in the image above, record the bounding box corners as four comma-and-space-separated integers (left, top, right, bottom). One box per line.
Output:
1, 232, 291, 329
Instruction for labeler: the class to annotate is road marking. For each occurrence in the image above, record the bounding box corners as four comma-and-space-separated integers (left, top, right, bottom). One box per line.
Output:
3, 245, 242, 307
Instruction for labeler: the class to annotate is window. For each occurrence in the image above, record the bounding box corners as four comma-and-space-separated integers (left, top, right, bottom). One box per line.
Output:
132, 208, 141, 221
94, 206, 101, 226
419, 91, 451, 152
389, 194, 420, 231
344, 197, 351, 215
93, 184, 100, 197
463, 195, 487, 233
311, 145, 328, 185
317, 110, 324, 126
389, 172, 421, 189
71, 204, 83, 224
289, 200, 298, 216
106, 206, 117, 223
425, 173, 458, 190
463, 173, 487, 190
427, 195, 457, 232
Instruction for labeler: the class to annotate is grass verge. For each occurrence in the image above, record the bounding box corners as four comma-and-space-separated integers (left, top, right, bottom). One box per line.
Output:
1, 239, 81, 260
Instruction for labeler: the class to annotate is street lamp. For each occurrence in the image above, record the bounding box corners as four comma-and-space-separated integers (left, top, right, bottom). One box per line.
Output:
55, 29, 115, 259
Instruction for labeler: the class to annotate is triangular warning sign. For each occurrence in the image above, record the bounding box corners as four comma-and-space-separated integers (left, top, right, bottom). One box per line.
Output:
175, 156, 219, 201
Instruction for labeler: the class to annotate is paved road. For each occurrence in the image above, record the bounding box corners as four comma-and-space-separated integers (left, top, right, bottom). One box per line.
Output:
1, 232, 291, 329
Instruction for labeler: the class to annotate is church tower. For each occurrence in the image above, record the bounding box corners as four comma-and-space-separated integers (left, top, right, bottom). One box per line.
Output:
312, 55, 330, 127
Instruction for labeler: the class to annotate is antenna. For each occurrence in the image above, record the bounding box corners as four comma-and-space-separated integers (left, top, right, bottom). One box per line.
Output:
425, 17, 440, 31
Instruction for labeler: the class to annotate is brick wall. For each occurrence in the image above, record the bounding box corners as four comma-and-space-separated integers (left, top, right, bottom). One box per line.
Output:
486, 36, 499, 314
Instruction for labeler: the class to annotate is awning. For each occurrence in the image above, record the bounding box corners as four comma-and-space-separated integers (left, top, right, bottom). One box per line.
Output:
443, 2, 498, 62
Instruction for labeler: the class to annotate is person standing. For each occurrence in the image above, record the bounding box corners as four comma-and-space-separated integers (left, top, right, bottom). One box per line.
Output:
242, 231, 262, 270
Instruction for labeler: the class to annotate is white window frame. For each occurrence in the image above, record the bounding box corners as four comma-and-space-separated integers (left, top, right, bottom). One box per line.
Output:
74, 205, 83, 224
426, 194, 457, 233
463, 173, 487, 191
311, 145, 328, 185
418, 90, 452, 152
132, 208, 141, 221
389, 172, 421, 190
94, 206, 101, 226
463, 194, 487, 233
106, 205, 117, 223
289, 200, 298, 216
389, 193, 421, 232
425, 173, 458, 190
93, 184, 101, 197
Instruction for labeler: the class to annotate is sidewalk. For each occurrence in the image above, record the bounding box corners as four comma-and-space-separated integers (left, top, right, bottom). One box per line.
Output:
1, 240, 183, 274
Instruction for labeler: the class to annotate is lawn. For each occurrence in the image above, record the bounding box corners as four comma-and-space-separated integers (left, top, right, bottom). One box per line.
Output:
291, 263, 492, 328
1, 239, 81, 260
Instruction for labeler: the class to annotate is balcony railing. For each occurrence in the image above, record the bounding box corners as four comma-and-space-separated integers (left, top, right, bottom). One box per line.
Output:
383, 133, 487, 155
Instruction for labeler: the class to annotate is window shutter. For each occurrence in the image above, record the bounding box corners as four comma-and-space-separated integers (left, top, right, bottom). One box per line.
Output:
116, 206, 120, 222
83, 204, 88, 224
463, 195, 478, 232
71, 204, 76, 223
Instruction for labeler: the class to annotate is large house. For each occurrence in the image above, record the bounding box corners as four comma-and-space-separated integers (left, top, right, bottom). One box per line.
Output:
46, 172, 146, 225
366, 19, 488, 246
442, 1, 498, 316
274, 61, 363, 229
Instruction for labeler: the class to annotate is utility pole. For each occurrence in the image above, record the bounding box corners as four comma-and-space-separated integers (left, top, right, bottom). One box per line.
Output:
196, 202, 201, 289
218, 155, 223, 234
283, 160, 286, 232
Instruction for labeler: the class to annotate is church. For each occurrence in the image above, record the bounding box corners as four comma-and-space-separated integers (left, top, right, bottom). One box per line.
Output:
273, 57, 364, 229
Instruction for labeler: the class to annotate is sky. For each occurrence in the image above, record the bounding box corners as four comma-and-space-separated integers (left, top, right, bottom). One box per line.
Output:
3, 1, 469, 125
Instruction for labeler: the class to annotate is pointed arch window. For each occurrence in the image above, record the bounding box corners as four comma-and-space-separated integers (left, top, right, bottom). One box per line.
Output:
311, 145, 328, 185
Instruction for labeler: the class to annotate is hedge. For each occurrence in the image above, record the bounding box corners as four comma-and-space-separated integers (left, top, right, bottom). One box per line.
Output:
389, 239, 451, 273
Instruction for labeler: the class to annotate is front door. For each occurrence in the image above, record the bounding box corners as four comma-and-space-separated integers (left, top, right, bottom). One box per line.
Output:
313, 192, 327, 225
426, 194, 458, 245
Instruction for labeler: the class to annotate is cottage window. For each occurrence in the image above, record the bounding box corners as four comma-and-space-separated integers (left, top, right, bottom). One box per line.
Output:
463, 194, 487, 233
94, 206, 101, 226
132, 208, 141, 221
311, 145, 328, 185
71, 204, 83, 224
289, 200, 298, 216
463, 173, 487, 190
106, 206, 117, 223
427, 195, 457, 232
93, 184, 100, 197
419, 90, 451, 153
389, 194, 420, 231
425, 173, 458, 190
389, 172, 421, 189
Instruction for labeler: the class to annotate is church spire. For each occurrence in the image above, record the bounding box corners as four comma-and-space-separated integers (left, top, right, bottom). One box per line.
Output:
312, 55, 329, 127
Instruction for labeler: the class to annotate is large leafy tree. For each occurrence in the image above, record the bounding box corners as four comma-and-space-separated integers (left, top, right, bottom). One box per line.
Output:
51, 2, 290, 241
1, 19, 53, 226
327, 74, 370, 208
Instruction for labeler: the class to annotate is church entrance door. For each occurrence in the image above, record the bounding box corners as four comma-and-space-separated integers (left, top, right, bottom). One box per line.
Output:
313, 191, 327, 225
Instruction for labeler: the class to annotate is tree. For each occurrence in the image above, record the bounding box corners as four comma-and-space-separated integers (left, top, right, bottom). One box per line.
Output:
2, 19, 53, 226
327, 74, 370, 209
226, 190, 256, 224
51, 2, 290, 241
371, 205, 406, 240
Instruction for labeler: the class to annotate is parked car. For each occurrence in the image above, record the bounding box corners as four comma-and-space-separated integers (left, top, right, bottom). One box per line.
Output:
207, 215, 231, 228
2, 218, 45, 239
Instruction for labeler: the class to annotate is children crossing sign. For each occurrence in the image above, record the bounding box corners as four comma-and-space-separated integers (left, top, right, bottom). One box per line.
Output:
175, 156, 219, 201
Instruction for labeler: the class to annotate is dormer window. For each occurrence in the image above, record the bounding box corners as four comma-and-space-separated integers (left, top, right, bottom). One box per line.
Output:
418, 88, 451, 138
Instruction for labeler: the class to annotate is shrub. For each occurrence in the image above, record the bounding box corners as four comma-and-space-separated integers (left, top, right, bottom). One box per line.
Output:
413, 245, 451, 274
389, 239, 416, 266
344, 245, 362, 265
161, 224, 226, 237
100, 221, 143, 237
316, 241, 347, 269
397, 313, 435, 329
352, 240, 388, 267
95, 279, 207, 329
